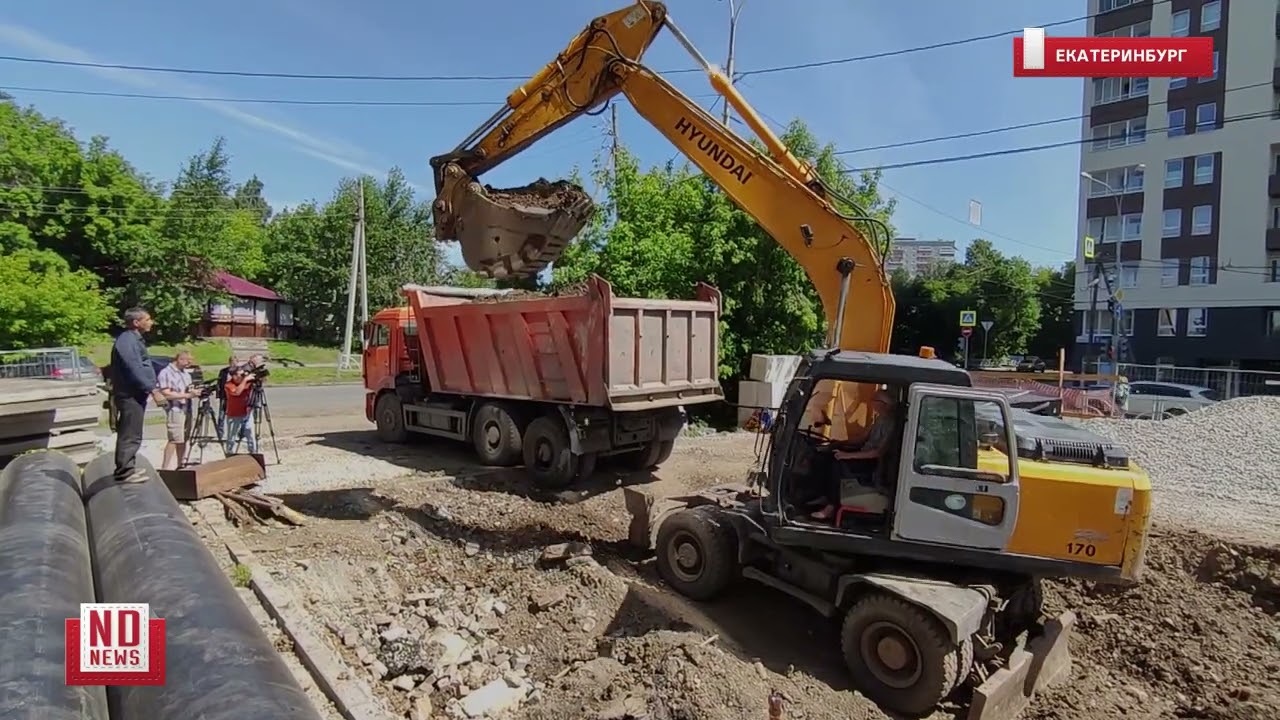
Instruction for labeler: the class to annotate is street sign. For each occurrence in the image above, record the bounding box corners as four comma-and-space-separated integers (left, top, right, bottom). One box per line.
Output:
961, 327, 973, 337
1083, 235, 1095, 260
959, 310, 977, 327
1113, 289, 1124, 301
980, 320, 994, 332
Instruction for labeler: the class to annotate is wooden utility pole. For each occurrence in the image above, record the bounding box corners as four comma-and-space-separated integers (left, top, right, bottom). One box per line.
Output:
338, 179, 368, 372
610, 103, 620, 167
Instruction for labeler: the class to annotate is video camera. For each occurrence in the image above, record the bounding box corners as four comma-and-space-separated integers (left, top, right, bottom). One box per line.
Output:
192, 378, 221, 398
244, 363, 270, 381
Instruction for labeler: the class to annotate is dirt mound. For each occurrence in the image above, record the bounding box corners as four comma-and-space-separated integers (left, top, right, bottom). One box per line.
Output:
484, 179, 591, 211
1031, 527, 1280, 720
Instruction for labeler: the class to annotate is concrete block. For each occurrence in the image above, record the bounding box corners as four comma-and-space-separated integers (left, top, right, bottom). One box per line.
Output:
738, 380, 787, 409
748, 354, 802, 383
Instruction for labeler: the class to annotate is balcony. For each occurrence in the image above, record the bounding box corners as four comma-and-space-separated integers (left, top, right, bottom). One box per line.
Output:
1271, 174, 1280, 198
1268, 228, 1280, 252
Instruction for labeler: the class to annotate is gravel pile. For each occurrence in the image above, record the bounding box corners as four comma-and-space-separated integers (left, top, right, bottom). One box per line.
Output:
1076, 396, 1280, 541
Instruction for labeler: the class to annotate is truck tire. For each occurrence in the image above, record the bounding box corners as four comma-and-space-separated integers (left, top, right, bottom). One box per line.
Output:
618, 439, 675, 471
374, 393, 409, 444
471, 402, 523, 466
522, 415, 595, 489
655, 507, 737, 601
840, 593, 962, 716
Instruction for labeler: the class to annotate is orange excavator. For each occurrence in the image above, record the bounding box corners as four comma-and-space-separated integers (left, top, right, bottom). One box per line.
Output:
428, 4, 1152, 718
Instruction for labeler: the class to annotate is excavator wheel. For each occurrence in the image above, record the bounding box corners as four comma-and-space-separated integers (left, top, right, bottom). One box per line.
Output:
654, 507, 738, 601
841, 592, 964, 716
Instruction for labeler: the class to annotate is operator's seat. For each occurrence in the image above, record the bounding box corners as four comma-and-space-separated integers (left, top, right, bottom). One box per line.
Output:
834, 419, 904, 527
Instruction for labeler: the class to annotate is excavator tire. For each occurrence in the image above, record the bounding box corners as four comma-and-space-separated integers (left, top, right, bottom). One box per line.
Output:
655, 507, 737, 601
375, 393, 408, 444
841, 592, 963, 717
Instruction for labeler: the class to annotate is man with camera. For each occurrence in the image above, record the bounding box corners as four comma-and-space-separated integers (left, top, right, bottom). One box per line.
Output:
223, 364, 259, 455
157, 350, 198, 470
214, 354, 240, 438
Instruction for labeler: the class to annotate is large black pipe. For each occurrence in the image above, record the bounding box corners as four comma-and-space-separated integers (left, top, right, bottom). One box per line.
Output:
0, 451, 108, 720
83, 453, 322, 720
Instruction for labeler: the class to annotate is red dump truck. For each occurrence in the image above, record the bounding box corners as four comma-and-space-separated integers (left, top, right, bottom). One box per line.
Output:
362, 275, 724, 488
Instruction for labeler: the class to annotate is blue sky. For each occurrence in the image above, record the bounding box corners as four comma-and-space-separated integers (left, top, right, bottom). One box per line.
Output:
0, 0, 1088, 270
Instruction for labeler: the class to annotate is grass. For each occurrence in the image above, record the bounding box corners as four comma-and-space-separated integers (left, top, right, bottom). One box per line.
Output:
230, 564, 252, 588
80, 337, 357, 386
266, 367, 361, 385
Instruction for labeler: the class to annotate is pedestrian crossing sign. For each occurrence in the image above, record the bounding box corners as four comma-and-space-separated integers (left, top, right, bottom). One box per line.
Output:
1083, 235, 1096, 260
959, 310, 977, 327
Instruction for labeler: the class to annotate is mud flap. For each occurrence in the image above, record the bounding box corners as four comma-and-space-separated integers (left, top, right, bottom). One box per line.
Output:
967, 610, 1075, 720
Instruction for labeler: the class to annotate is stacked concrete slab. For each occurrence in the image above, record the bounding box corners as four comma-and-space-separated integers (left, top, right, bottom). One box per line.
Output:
0, 380, 102, 468
737, 354, 802, 428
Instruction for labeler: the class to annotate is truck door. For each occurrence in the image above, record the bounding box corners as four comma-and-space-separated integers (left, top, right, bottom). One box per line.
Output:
363, 322, 392, 389
891, 384, 1020, 551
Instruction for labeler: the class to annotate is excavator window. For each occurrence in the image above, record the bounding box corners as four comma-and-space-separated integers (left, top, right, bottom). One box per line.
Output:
911, 396, 1009, 478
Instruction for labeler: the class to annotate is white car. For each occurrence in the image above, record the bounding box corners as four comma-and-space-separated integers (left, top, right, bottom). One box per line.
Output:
1124, 381, 1218, 419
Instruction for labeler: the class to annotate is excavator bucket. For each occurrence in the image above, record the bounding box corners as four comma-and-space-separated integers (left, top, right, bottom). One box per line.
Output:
437, 178, 595, 279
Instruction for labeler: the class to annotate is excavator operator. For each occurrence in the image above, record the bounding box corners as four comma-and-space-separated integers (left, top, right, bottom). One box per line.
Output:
807, 388, 900, 522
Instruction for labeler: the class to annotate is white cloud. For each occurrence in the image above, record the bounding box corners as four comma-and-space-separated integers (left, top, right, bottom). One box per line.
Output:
0, 22, 419, 187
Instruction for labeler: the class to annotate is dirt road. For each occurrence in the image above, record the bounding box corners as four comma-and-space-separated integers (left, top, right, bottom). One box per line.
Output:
213, 418, 1279, 720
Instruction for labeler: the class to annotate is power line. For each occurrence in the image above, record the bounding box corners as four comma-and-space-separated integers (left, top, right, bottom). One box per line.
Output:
837, 80, 1275, 156
0, 1, 1169, 84
845, 109, 1279, 173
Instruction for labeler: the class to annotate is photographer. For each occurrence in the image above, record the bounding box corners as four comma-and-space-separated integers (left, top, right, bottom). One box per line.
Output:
223, 365, 259, 455
214, 355, 240, 437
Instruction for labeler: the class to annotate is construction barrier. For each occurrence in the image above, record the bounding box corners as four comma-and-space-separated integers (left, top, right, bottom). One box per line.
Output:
83, 453, 321, 720
0, 451, 108, 720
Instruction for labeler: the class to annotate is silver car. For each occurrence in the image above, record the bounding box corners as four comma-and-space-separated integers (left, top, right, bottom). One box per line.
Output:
1124, 381, 1218, 419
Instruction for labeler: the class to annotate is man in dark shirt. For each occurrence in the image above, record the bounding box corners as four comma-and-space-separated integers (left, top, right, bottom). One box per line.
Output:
214, 355, 241, 438
109, 307, 158, 483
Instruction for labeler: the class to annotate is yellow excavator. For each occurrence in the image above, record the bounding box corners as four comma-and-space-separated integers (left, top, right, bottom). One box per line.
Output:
429, 3, 1153, 717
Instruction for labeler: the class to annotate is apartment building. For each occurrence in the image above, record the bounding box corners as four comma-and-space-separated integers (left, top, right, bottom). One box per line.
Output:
885, 237, 958, 278
1074, 0, 1280, 371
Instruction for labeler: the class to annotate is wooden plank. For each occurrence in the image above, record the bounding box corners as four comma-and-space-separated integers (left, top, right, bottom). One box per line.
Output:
158, 454, 266, 500
0, 403, 101, 440
0, 429, 98, 456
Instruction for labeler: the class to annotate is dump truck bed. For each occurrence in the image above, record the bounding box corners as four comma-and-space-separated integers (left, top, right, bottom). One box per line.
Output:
402, 275, 723, 411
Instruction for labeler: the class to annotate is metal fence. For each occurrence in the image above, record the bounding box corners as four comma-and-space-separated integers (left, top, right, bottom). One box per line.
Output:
0, 347, 101, 384
1117, 363, 1280, 400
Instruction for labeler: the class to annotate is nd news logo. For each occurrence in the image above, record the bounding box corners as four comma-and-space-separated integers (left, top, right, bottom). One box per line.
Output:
65, 603, 166, 686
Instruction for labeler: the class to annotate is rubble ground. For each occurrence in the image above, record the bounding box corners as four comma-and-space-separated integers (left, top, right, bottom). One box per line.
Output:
224, 423, 1279, 720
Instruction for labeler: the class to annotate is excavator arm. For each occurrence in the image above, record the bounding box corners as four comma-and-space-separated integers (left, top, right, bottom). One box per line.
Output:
429, 0, 894, 358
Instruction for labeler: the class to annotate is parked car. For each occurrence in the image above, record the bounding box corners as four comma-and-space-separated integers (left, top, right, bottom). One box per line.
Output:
0, 351, 101, 382
1124, 381, 1218, 419
1015, 355, 1047, 373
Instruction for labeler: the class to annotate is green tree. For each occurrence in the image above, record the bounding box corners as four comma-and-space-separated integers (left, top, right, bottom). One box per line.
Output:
1030, 261, 1075, 358
0, 248, 113, 348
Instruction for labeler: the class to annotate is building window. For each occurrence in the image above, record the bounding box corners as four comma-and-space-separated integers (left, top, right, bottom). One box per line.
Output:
1157, 308, 1177, 336
1091, 117, 1147, 151
1171, 9, 1190, 37
1164, 158, 1183, 188
1268, 310, 1280, 337
1187, 308, 1208, 337
1193, 154, 1214, 185
1272, 204, 1280, 230
1267, 252, 1280, 282
1189, 256, 1211, 285
1200, 1, 1221, 32
1096, 20, 1151, 38
1086, 166, 1144, 197
1099, 0, 1142, 13
1121, 309, 1135, 336
1168, 109, 1186, 137
1199, 52, 1219, 83
1122, 213, 1141, 240
1161, 259, 1179, 287
1120, 262, 1139, 288
1191, 205, 1213, 235
1170, 76, 1187, 89
1195, 103, 1217, 132
1093, 77, 1149, 106
1086, 217, 1104, 243
1162, 209, 1181, 237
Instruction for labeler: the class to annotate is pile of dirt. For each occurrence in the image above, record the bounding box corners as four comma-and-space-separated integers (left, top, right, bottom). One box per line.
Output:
466, 281, 590, 304
1032, 528, 1280, 720
483, 179, 592, 211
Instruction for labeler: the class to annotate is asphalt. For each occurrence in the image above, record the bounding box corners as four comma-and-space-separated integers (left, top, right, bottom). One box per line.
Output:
145, 383, 366, 419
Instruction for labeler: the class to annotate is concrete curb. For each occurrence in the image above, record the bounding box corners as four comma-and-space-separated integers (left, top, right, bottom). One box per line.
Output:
193, 504, 393, 720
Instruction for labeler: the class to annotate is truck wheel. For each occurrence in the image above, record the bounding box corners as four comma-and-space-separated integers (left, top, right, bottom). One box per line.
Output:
655, 507, 737, 601
841, 593, 961, 716
522, 416, 595, 489
471, 402, 523, 466
618, 439, 676, 471
374, 394, 408, 444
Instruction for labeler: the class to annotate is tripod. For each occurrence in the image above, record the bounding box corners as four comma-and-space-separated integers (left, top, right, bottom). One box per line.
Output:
249, 381, 281, 464
183, 392, 227, 466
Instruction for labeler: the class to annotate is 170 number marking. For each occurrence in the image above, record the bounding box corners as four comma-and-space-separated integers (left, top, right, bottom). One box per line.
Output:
1066, 542, 1097, 557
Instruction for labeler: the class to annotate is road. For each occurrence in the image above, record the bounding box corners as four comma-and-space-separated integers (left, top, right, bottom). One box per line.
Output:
145, 383, 366, 419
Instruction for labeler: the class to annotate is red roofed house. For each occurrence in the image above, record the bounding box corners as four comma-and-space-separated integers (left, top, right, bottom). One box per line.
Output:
199, 271, 296, 339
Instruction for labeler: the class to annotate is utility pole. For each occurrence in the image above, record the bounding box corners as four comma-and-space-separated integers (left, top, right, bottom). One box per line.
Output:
721, 0, 746, 126
1080, 167, 1141, 373
610, 103, 620, 168
357, 179, 368, 325
338, 178, 368, 372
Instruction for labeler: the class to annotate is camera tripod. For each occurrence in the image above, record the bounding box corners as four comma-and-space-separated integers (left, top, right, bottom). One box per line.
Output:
183, 392, 227, 467
249, 381, 281, 464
